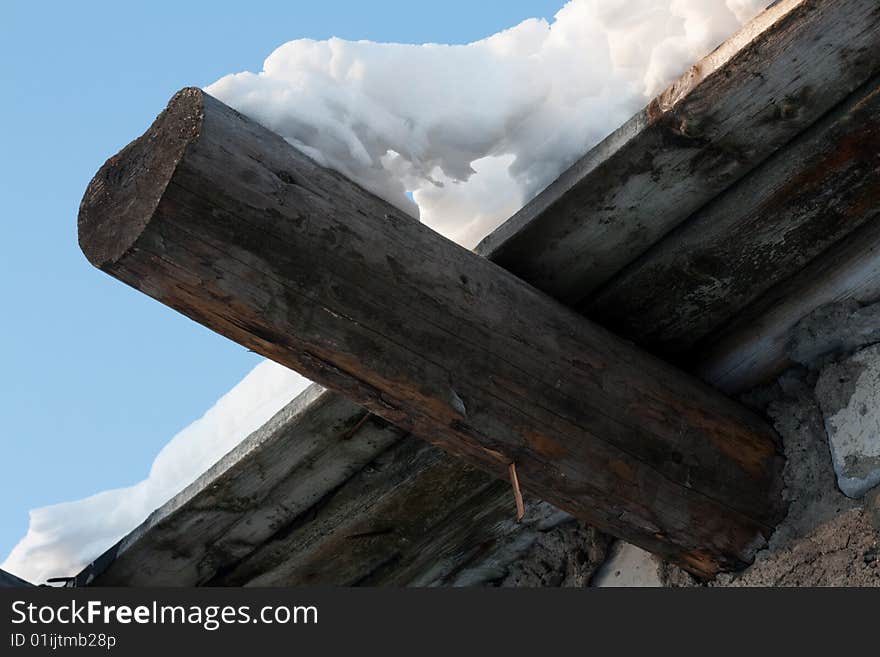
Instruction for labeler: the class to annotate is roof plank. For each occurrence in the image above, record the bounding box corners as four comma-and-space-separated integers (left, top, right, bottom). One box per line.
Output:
693, 217, 880, 392
0, 569, 33, 587
73, 0, 880, 586
76, 387, 403, 585
478, 0, 880, 306
77, 387, 575, 586
584, 75, 880, 360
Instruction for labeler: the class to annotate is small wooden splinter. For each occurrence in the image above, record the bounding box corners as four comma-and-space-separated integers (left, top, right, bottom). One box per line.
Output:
508, 463, 525, 523
341, 411, 372, 440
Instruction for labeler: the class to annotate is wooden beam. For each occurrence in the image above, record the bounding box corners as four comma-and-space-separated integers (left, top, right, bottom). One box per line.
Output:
78, 89, 785, 577
477, 0, 880, 306
583, 76, 880, 360
694, 217, 880, 393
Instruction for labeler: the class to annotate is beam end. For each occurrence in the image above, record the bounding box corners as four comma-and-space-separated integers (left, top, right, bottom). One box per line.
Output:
78, 87, 205, 269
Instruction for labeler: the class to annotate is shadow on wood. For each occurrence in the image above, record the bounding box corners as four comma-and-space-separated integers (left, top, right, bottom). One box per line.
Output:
78, 88, 786, 578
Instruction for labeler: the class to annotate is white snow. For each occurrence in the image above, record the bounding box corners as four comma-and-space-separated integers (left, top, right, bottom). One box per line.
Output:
3, 0, 765, 584
207, 0, 765, 247
2, 361, 310, 584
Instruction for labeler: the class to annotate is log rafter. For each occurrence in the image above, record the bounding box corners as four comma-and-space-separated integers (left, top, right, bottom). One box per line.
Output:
79, 89, 786, 577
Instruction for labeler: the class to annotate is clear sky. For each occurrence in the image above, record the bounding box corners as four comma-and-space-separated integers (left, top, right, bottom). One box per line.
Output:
0, 1, 566, 564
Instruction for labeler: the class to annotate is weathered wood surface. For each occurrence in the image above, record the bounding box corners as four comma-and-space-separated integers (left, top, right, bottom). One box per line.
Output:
204, 423, 565, 587
694, 217, 880, 392
72, 1, 880, 587
75, 385, 573, 587
79, 89, 785, 577
75, 386, 401, 585
477, 0, 880, 307
583, 76, 880, 360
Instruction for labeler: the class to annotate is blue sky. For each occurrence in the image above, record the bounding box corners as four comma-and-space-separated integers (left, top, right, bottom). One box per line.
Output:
0, 1, 565, 564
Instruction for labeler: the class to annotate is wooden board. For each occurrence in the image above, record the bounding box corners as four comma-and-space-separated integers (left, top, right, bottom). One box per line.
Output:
78, 89, 785, 577
74, 386, 401, 585
75, 386, 575, 587
584, 76, 880, 360
478, 0, 880, 307
694, 217, 880, 392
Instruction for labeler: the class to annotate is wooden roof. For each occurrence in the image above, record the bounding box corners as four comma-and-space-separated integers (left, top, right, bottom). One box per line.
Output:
75, 0, 880, 586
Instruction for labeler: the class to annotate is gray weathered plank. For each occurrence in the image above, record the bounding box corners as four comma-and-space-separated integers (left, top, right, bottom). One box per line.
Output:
75, 385, 575, 587
205, 428, 567, 587
72, 0, 880, 587
74, 386, 402, 585
477, 0, 880, 306
583, 76, 880, 359
78, 89, 785, 577
693, 217, 880, 392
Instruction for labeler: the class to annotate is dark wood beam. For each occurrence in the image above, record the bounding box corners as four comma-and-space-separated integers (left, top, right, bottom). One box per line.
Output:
78, 89, 785, 577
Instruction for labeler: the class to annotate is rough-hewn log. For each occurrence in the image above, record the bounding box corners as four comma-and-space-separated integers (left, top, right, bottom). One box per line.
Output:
477, 0, 880, 306
78, 89, 785, 577
583, 76, 880, 360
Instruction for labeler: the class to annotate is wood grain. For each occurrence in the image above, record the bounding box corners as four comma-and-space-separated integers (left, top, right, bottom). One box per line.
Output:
694, 218, 880, 392
478, 0, 880, 307
75, 385, 570, 587
584, 76, 880, 360
79, 89, 786, 576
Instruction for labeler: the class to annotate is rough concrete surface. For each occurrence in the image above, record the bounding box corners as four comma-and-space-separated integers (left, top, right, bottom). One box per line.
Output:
816, 345, 880, 498
714, 368, 875, 585
718, 506, 880, 586
589, 540, 698, 587
592, 543, 662, 587
716, 303, 880, 585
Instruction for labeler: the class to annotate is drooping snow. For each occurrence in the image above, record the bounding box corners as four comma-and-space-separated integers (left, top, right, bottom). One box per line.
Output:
2, 361, 310, 584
